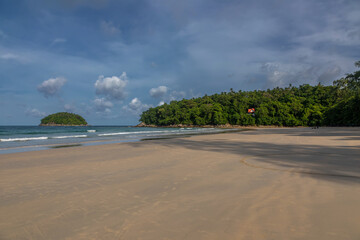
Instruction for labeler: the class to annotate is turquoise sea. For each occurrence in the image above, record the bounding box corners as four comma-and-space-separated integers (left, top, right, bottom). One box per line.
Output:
0, 126, 233, 154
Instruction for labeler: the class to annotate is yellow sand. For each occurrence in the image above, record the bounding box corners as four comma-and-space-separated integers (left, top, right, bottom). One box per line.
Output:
1, 127, 360, 239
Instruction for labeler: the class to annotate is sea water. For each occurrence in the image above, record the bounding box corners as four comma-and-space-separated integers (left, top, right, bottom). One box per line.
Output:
0, 126, 231, 154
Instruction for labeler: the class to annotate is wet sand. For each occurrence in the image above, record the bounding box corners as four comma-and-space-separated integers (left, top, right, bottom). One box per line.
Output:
1, 127, 360, 239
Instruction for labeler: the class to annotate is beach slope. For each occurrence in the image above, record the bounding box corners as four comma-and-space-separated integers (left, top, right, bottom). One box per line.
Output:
1, 127, 360, 239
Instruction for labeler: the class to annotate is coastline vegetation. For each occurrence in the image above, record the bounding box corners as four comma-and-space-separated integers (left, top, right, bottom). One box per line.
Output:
40, 112, 88, 126
140, 61, 360, 127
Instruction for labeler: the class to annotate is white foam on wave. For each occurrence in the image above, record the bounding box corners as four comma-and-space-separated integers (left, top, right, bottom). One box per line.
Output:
52, 135, 88, 139
98, 130, 178, 137
87, 130, 96, 133
89, 128, 220, 138
98, 132, 130, 136
0, 136, 49, 142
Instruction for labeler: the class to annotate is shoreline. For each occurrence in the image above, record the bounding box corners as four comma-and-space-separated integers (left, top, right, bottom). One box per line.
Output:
135, 123, 333, 128
135, 122, 303, 128
39, 124, 89, 126
0, 127, 245, 155
1, 127, 360, 239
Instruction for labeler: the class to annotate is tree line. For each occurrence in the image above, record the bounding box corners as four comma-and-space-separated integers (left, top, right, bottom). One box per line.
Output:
140, 61, 360, 127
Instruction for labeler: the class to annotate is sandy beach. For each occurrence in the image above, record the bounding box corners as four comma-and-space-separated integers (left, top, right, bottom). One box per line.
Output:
1, 127, 360, 239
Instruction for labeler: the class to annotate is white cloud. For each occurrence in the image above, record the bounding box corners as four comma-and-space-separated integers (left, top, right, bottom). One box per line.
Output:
260, 61, 343, 88
123, 98, 152, 115
318, 66, 342, 84
169, 90, 186, 101
268, 71, 289, 87
25, 108, 46, 118
52, 38, 67, 45
0, 53, 19, 60
56, 0, 109, 9
0, 30, 7, 38
296, 29, 360, 46
149, 86, 168, 98
95, 73, 128, 100
64, 103, 76, 112
37, 77, 67, 98
93, 97, 113, 113
149, 87, 187, 103
100, 20, 121, 35
261, 62, 280, 72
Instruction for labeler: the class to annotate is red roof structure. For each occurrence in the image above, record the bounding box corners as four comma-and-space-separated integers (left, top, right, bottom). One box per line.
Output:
247, 108, 255, 113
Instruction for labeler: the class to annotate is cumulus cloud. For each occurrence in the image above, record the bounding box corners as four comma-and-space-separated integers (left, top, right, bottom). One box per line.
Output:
25, 108, 46, 118
100, 20, 121, 35
95, 73, 128, 100
37, 77, 67, 98
148, 86, 187, 103
149, 86, 168, 98
123, 98, 152, 115
148, 87, 187, 103
93, 97, 113, 113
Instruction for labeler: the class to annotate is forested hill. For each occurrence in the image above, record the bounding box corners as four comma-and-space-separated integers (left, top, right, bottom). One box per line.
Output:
140, 61, 360, 127
40, 112, 88, 126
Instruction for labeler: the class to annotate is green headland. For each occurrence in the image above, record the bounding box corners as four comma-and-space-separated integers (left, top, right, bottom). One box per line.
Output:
140, 61, 360, 127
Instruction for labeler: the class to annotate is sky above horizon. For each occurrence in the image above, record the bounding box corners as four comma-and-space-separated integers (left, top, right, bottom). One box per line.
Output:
1, 0, 360, 125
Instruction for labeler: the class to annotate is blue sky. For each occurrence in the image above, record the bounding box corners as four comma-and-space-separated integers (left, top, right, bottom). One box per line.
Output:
1, 0, 359, 125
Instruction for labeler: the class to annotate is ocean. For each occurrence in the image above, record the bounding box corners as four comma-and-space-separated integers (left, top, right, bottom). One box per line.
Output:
0, 126, 234, 154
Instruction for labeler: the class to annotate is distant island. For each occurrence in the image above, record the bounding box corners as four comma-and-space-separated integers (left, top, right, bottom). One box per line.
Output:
40, 112, 88, 126
140, 61, 360, 127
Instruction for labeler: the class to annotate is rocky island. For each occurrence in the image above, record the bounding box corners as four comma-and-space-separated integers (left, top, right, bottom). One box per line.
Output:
40, 112, 88, 126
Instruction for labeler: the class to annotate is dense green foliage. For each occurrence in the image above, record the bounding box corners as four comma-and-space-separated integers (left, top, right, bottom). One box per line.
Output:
140, 62, 360, 127
41, 112, 88, 125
